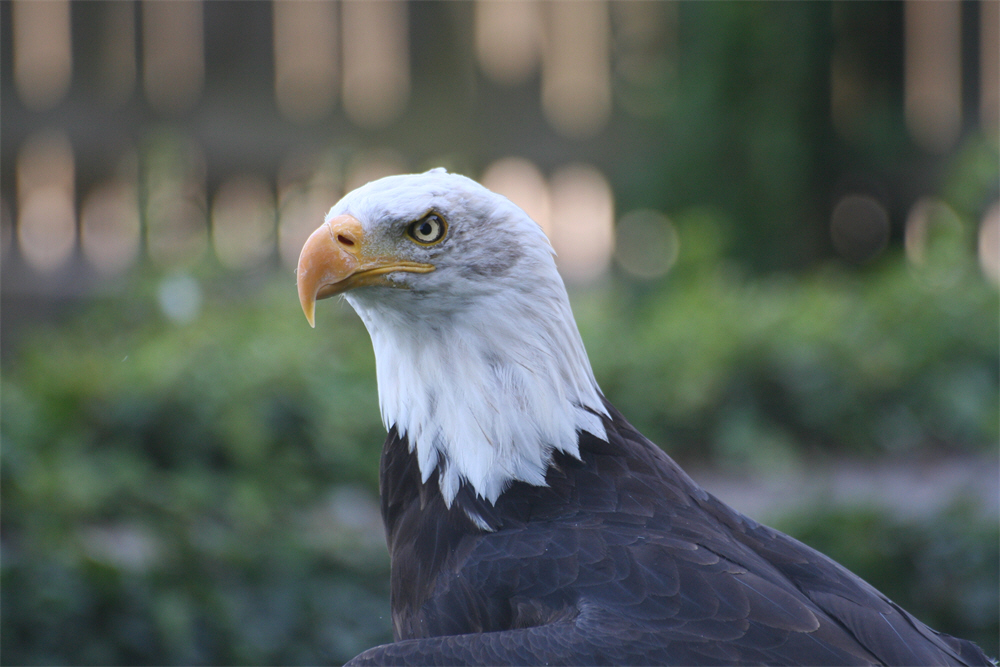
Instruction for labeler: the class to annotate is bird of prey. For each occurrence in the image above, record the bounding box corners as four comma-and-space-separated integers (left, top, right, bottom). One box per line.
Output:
296, 169, 992, 666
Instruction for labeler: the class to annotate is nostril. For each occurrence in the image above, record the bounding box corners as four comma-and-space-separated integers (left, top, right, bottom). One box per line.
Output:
337, 234, 355, 247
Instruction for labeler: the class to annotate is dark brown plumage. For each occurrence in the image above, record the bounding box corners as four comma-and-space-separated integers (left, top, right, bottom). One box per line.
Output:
346, 401, 992, 666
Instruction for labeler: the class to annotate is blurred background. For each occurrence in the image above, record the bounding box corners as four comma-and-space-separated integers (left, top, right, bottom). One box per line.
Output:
1, 1, 997, 664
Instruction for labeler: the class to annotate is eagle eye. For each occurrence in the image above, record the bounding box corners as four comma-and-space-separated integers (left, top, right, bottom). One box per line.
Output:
407, 214, 447, 246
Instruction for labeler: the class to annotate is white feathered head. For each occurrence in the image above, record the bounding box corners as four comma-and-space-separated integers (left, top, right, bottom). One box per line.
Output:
297, 169, 607, 505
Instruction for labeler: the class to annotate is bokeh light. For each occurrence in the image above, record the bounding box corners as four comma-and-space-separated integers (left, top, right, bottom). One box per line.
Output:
16, 130, 76, 273
342, 1, 409, 128
830, 194, 890, 264
905, 197, 967, 288
273, 1, 338, 124
615, 209, 680, 280
542, 1, 612, 139
12, 0, 72, 110
212, 175, 276, 270
481, 157, 552, 236
143, 0, 204, 114
157, 272, 203, 324
904, 0, 961, 153
1, 196, 12, 262
475, 0, 541, 86
549, 164, 614, 283
982, 0, 999, 133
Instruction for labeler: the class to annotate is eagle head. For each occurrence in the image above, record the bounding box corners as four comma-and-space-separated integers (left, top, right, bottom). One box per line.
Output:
297, 168, 607, 505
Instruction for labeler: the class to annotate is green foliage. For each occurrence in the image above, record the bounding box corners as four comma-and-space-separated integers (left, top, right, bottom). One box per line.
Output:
584, 212, 998, 469
2, 279, 393, 665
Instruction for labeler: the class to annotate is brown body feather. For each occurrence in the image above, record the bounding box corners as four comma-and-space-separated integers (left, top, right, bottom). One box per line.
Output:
347, 400, 992, 666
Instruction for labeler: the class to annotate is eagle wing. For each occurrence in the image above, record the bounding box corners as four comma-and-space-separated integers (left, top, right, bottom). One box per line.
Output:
358, 406, 991, 667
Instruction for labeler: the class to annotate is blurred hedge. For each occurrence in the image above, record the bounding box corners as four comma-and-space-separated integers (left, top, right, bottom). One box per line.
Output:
2, 276, 395, 665
2, 215, 997, 663
588, 210, 998, 469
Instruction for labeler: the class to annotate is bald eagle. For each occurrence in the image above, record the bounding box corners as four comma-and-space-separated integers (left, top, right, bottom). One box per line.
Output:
296, 169, 991, 666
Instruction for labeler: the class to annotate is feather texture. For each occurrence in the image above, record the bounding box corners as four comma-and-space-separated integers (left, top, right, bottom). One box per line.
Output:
331, 170, 607, 504
347, 403, 992, 666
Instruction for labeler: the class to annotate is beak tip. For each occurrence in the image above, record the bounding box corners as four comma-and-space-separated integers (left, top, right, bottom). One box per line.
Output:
297, 277, 318, 329
302, 299, 317, 328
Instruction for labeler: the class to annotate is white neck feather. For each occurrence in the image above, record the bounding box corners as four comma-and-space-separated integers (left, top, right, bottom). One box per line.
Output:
346, 271, 608, 506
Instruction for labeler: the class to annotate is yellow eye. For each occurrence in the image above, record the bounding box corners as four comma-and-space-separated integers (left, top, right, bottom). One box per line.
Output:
407, 213, 447, 245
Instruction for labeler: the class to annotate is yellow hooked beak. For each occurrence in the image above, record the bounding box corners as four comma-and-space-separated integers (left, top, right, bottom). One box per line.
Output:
296, 214, 435, 327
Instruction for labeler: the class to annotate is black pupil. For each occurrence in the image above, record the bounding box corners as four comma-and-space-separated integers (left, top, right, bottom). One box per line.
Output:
420, 221, 434, 237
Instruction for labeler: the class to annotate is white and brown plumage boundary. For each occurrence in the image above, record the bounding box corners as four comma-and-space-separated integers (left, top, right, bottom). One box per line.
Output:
296, 169, 993, 666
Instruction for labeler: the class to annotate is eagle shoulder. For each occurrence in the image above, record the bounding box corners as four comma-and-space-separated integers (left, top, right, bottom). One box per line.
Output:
370, 406, 992, 667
